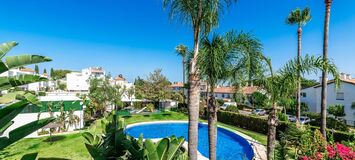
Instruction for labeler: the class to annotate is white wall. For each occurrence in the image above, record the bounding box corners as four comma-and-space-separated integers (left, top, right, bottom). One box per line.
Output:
3, 110, 84, 138
301, 82, 355, 126
66, 72, 89, 91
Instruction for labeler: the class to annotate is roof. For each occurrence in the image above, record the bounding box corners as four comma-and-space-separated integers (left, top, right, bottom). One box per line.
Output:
114, 76, 126, 81
240, 86, 259, 95
19, 68, 36, 73
171, 82, 184, 88
214, 87, 235, 93
312, 78, 355, 88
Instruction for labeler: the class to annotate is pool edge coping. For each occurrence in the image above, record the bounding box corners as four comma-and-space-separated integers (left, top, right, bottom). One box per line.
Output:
126, 120, 266, 160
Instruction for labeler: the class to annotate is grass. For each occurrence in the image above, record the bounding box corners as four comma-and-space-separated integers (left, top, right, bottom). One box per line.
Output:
0, 111, 267, 159
0, 91, 24, 104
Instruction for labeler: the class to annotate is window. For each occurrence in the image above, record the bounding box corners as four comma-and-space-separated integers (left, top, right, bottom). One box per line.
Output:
222, 94, 225, 98
336, 92, 344, 100
301, 92, 307, 97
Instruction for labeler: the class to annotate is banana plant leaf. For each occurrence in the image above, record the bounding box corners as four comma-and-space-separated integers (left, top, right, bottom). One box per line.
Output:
0, 55, 52, 74
0, 74, 48, 91
0, 117, 55, 150
0, 100, 29, 132
0, 41, 18, 59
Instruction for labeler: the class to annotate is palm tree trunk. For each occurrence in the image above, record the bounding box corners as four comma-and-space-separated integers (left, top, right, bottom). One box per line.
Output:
267, 103, 278, 160
208, 88, 217, 160
296, 27, 302, 123
188, 26, 201, 160
183, 58, 187, 104
321, 0, 332, 138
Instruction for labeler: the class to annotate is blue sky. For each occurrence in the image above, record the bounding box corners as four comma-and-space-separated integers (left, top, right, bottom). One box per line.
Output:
0, 0, 354, 82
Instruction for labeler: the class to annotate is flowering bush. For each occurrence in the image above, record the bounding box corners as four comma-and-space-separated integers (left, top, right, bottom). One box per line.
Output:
300, 143, 355, 160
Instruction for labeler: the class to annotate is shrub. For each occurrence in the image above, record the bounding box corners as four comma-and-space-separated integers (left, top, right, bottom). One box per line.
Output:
38, 91, 46, 96
278, 112, 289, 122
328, 104, 346, 119
146, 103, 155, 112
216, 99, 224, 107
225, 105, 239, 113
310, 117, 349, 132
217, 111, 354, 142
250, 92, 268, 108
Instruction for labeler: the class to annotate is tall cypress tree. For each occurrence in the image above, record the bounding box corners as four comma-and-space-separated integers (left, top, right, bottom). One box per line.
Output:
35, 65, 39, 74
50, 68, 54, 77
43, 68, 47, 74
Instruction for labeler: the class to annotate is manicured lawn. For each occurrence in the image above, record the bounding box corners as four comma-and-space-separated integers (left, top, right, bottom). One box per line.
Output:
0, 111, 267, 159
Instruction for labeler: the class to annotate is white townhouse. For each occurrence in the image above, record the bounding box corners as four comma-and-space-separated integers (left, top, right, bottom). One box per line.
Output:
301, 73, 355, 126
0, 68, 54, 92
111, 75, 135, 102
66, 67, 106, 92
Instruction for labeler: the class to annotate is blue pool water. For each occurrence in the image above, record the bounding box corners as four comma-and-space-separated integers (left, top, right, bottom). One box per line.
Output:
126, 122, 254, 160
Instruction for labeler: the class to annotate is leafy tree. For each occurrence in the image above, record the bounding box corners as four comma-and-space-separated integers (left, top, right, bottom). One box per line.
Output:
50, 68, 54, 77
251, 91, 268, 108
51, 69, 72, 80
162, 0, 236, 158
35, 65, 39, 74
301, 78, 318, 88
135, 69, 172, 103
126, 87, 135, 106
43, 68, 47, 74
134, 76, 145, 99
0, 41, 54, 150
328, 104, 346, 119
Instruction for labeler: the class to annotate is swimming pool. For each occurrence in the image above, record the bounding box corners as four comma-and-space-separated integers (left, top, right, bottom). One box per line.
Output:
126, 122, 254, 160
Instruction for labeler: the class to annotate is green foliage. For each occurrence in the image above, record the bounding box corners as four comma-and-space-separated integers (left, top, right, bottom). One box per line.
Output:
301, 78, 318, 88
82, 113, 187, 160
146, 103, 155, 112
35, 65, 39, 74
218, 111, 354, 142
310, 116, 349, 132
51, 69, 72, 80
134, 69, 172, 102
38, 91, 46, 96
225, 105, 239, 113
278, 112, 289, 122
352, 102, 355, 109
286, 7, 312, 27
0, 41, 53, 150
250, 91, 268, 108
328, 104, 346, 118
216, 99, 224, 107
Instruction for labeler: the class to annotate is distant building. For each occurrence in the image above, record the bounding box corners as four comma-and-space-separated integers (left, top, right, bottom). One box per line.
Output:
0, 68, 54, 92
171, 82, 184, 92
66, 67, 105, 92
111, 74, 135, 102
301, 73, 355, 126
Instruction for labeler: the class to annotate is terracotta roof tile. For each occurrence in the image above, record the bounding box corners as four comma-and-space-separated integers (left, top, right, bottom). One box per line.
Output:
171, 82, 184, 88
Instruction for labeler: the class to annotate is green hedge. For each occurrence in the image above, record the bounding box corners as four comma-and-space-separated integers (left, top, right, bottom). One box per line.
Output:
217, 111, 354, 142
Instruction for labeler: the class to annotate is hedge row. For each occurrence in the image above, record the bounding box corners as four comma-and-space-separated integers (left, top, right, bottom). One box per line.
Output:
217, 111, 354, 142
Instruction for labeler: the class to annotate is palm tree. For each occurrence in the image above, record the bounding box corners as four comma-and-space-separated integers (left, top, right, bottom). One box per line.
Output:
198, 33, 231, 160
229, 32, 265, 88
264, 54, 339, 159
320, 0, 333, 138
162, 1, 236, 158
286, 7, 311, 123
175, 44, 188, 103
